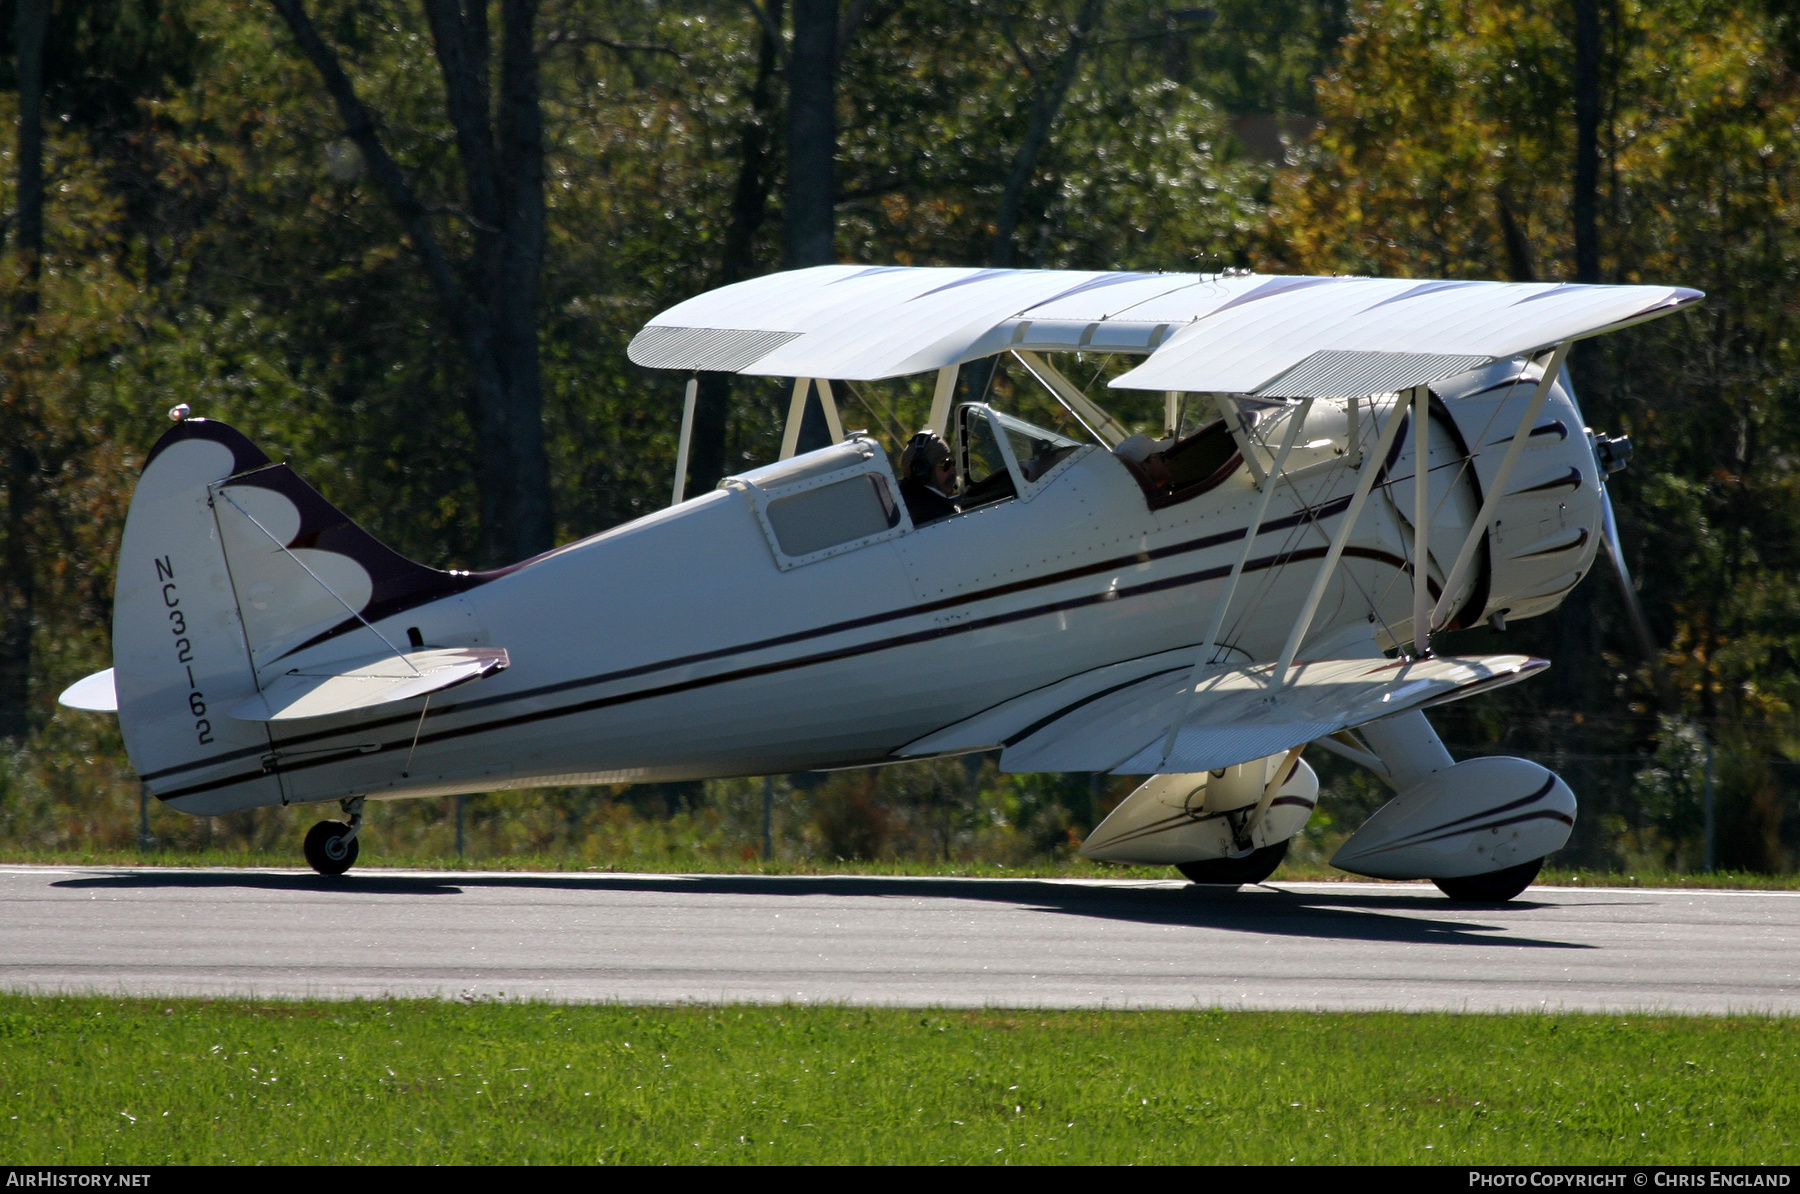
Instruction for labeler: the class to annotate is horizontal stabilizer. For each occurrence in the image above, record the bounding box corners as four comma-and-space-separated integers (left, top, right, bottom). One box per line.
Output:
228, 647, 509, 722
996, 654, 1544, 775
57, 668, 118, 712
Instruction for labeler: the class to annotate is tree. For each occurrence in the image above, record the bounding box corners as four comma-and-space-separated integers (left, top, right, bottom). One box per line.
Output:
13, 0, 45, 289
782, 0, 837, 268
269, 0, 553, 566
688, 0, 878, 485
989, 0, 1104, 266
688, 0, 787, 497
0, 0, 48, 739
1265, 0, 1800, 869
2, 0, 195, 737
1571, 0, 1601, 286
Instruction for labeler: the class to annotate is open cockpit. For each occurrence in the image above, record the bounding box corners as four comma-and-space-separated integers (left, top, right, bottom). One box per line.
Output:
1112, 417, 1243, 509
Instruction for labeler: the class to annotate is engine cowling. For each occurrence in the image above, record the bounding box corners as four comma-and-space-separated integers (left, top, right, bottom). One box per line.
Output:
1330, 755, 1575, 880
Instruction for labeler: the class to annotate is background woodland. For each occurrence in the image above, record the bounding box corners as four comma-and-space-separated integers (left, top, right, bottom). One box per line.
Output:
2, 0, 1798, 873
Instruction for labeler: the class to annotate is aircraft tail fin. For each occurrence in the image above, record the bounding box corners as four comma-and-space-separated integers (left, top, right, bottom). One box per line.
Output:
109, 418, 481, 809
207, 458, 478, 675
111, 418, 277, 804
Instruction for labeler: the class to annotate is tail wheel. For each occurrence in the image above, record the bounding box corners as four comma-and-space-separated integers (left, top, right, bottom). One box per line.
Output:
1432, 857, 1543, 902
1175, 839, 1289, 886
303, 820, 360, 876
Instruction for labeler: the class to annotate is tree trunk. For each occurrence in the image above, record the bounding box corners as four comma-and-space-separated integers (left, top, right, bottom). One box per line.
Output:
1556, 0, 1604, 711
1, 0, 50, 737
688, 0, 787, 495
783, 0, 837, 269
1495, 188, 1536, 282
273, 0, 552, 566
14, 0, 48, 300
721, 0, 785, 291
1573, 0, 1601, 284
491, 0, 552, 558
0, 441, 36, 740
991, 0, 1105, 267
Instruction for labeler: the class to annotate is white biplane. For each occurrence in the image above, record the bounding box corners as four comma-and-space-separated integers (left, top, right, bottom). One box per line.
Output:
59, 265, 1698, 898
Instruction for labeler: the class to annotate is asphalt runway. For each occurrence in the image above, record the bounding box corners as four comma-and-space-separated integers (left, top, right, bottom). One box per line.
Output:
1, 865, 1793, 1013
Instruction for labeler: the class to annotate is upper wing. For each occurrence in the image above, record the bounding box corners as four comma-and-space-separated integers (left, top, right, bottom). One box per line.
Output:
1108, 277, 1698, 395
900, 651, 1544, 775
628, 265, 1701, 391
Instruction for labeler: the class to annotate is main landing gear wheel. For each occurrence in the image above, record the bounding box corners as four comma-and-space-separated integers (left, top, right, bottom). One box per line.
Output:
1175, 839, 1289, 886
303, 820, 360, 876
1432, 857, 1543, 903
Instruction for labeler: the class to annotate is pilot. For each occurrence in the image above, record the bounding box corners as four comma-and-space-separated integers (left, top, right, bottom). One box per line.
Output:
1114, 431, 1173, 489
899, 431, 961, 526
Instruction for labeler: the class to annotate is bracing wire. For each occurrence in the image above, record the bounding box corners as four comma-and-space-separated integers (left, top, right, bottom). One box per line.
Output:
215, 487, 422, 676
401, 693, 432, 778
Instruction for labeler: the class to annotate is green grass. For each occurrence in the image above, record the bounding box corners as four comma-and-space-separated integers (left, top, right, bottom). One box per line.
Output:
2, 997, 1795, 1164
3, 846, 1798, 890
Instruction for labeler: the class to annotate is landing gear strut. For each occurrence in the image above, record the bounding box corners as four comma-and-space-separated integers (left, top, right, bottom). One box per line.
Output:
303, 797, 365, 876
1175, 839, 1289, 886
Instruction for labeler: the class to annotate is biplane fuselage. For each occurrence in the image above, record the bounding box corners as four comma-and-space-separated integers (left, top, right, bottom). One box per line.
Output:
132, 365, 1595, 816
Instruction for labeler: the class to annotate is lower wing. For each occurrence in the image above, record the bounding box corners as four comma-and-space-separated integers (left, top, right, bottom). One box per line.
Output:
901, 651, 1544, 775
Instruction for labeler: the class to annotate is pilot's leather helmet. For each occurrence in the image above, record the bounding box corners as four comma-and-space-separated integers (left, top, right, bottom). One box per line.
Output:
901, 431, 953, 482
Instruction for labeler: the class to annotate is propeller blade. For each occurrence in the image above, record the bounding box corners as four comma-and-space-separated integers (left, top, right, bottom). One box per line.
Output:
1599, 482, 1659, 663
1564, 361, 1660, 666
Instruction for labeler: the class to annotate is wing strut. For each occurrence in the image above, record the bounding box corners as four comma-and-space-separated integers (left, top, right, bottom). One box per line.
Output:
1158, 396, 1315, 765
1425, 341, 1572, 635
671, 376, 698, 505
1234, 742, 1309, 850
1410, 383, 1432, 656
778, 378, 845, 459
1270, 393, 1411, 688
925, 365, 959, 435
1011, 350, 1129, 446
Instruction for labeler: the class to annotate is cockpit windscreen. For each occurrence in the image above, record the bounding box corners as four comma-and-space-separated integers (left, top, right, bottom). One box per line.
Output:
991, 409, 1083, 483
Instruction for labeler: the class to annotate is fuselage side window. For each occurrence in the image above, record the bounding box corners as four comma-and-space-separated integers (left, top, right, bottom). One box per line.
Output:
730, 436, 909, 570
764, 473, 901, 557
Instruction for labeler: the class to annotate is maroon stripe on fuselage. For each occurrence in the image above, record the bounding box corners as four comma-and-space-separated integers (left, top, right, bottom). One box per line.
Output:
152, 539, 1419, 802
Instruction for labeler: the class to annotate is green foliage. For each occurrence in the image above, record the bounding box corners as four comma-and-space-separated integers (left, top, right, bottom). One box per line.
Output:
2, 996, 1795, 1163
1266, 0, 1800, 872
3, 0, 1799, 875
1632, 716, 1711, 856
